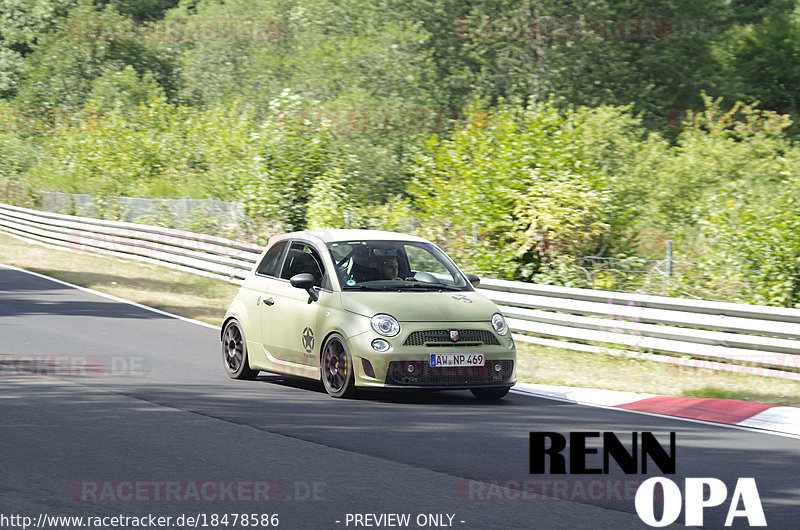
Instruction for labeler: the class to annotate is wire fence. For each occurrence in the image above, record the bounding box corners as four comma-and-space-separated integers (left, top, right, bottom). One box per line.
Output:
575, 255, 762, 303
39, 192, 248, 237
40, 191, 244, 223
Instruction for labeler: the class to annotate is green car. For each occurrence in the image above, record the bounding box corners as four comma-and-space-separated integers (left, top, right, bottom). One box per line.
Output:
221, 230, 516, 399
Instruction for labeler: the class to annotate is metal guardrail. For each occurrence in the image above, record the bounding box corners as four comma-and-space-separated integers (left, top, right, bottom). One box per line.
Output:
476, 280, 800, 380
2, 202, 799, 380
0, 202, 262, 282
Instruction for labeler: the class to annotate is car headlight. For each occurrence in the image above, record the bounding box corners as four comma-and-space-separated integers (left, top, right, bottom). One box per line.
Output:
492, 313, 508, 336
371, 314, 400, 337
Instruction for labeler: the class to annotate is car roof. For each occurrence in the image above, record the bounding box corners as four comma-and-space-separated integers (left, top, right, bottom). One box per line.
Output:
269, 229, 431, 246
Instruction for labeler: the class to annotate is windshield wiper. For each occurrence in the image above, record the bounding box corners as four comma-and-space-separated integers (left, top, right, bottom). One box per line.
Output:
396, 282, 464, 291
343, 284, 395, 291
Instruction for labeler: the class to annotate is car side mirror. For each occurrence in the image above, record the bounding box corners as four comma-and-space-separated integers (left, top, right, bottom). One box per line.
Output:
290, 273, 319, 302
465, 273, 480, 287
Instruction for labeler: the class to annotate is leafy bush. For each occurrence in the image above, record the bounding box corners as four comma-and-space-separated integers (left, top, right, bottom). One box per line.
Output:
411, 102, 616, 281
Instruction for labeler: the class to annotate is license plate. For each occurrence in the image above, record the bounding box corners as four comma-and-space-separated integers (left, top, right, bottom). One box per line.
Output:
429, 353, 485, 367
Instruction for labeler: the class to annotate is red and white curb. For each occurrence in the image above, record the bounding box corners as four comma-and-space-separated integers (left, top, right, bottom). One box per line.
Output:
512, 383, 800, 437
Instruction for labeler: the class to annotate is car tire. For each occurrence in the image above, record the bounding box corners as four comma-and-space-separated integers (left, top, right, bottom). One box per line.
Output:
320, 334, 356, 398
470, 386, 510, 401
222, 319, 259, 380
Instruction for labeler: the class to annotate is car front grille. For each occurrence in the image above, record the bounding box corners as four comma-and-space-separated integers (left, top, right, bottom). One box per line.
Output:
386, 360, 514, 386
403, 329, 500, 347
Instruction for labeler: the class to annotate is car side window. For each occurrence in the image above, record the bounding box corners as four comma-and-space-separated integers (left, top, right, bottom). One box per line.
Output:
256, 240, 288, 277
279, 242, 325, 288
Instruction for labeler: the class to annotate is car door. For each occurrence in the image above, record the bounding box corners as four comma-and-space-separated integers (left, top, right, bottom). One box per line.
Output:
260, 241, 330, 376
239, 239, 287, 367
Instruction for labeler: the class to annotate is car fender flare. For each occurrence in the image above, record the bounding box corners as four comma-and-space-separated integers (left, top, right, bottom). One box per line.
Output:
318, 328, 349, 361
220, 315, 238, 340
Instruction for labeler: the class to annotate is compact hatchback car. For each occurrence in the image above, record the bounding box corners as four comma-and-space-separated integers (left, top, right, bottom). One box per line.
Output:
221, 230, 516, 399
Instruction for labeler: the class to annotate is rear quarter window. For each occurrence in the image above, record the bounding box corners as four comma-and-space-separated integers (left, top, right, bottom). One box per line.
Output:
256, 240, 288, 277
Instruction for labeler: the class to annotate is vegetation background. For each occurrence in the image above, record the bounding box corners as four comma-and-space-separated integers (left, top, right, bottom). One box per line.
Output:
2, 0, 800, 307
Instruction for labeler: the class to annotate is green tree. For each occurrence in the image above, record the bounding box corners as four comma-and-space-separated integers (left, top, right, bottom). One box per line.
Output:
25, 97, 257, 199
401, 0, 733, 128
702, 176, 800, 307
714, 0, 800, 111
102, 0, 179, 21
166, 0, 441, 204
306, 167, 352, 229
0, 0, 79, 97
13, 2, 178, 115
569, 104, 669, 255
88, 64, 165, 113
241, 91, 361, 230
648, 97, 795, 234
411, 102, 612, 283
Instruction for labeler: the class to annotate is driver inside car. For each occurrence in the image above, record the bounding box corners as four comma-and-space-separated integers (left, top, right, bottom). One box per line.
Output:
378, 256, 400, 280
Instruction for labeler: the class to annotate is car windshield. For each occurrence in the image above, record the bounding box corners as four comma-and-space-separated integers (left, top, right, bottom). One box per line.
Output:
327, 240, 471, 291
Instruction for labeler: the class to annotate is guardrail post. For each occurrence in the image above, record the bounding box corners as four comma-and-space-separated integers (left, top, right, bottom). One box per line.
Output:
666, 240, 673, 278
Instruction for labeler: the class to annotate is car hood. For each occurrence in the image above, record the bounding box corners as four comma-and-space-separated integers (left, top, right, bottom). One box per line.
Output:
340, 290, 500, 322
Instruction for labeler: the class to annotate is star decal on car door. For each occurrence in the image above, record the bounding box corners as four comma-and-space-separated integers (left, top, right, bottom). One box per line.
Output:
302, 327, 314, 353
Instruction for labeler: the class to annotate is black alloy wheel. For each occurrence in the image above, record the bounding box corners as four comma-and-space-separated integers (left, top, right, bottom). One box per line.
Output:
222, 320, 259, 380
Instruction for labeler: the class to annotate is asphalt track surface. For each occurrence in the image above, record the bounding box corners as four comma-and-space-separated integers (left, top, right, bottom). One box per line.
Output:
1, 266, 799, 529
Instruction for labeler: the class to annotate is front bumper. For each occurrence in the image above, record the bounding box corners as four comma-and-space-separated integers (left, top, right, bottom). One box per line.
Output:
348, 321, 516, 389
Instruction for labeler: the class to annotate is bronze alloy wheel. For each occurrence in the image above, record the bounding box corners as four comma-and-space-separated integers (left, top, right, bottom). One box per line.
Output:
320, 334, 355, 398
